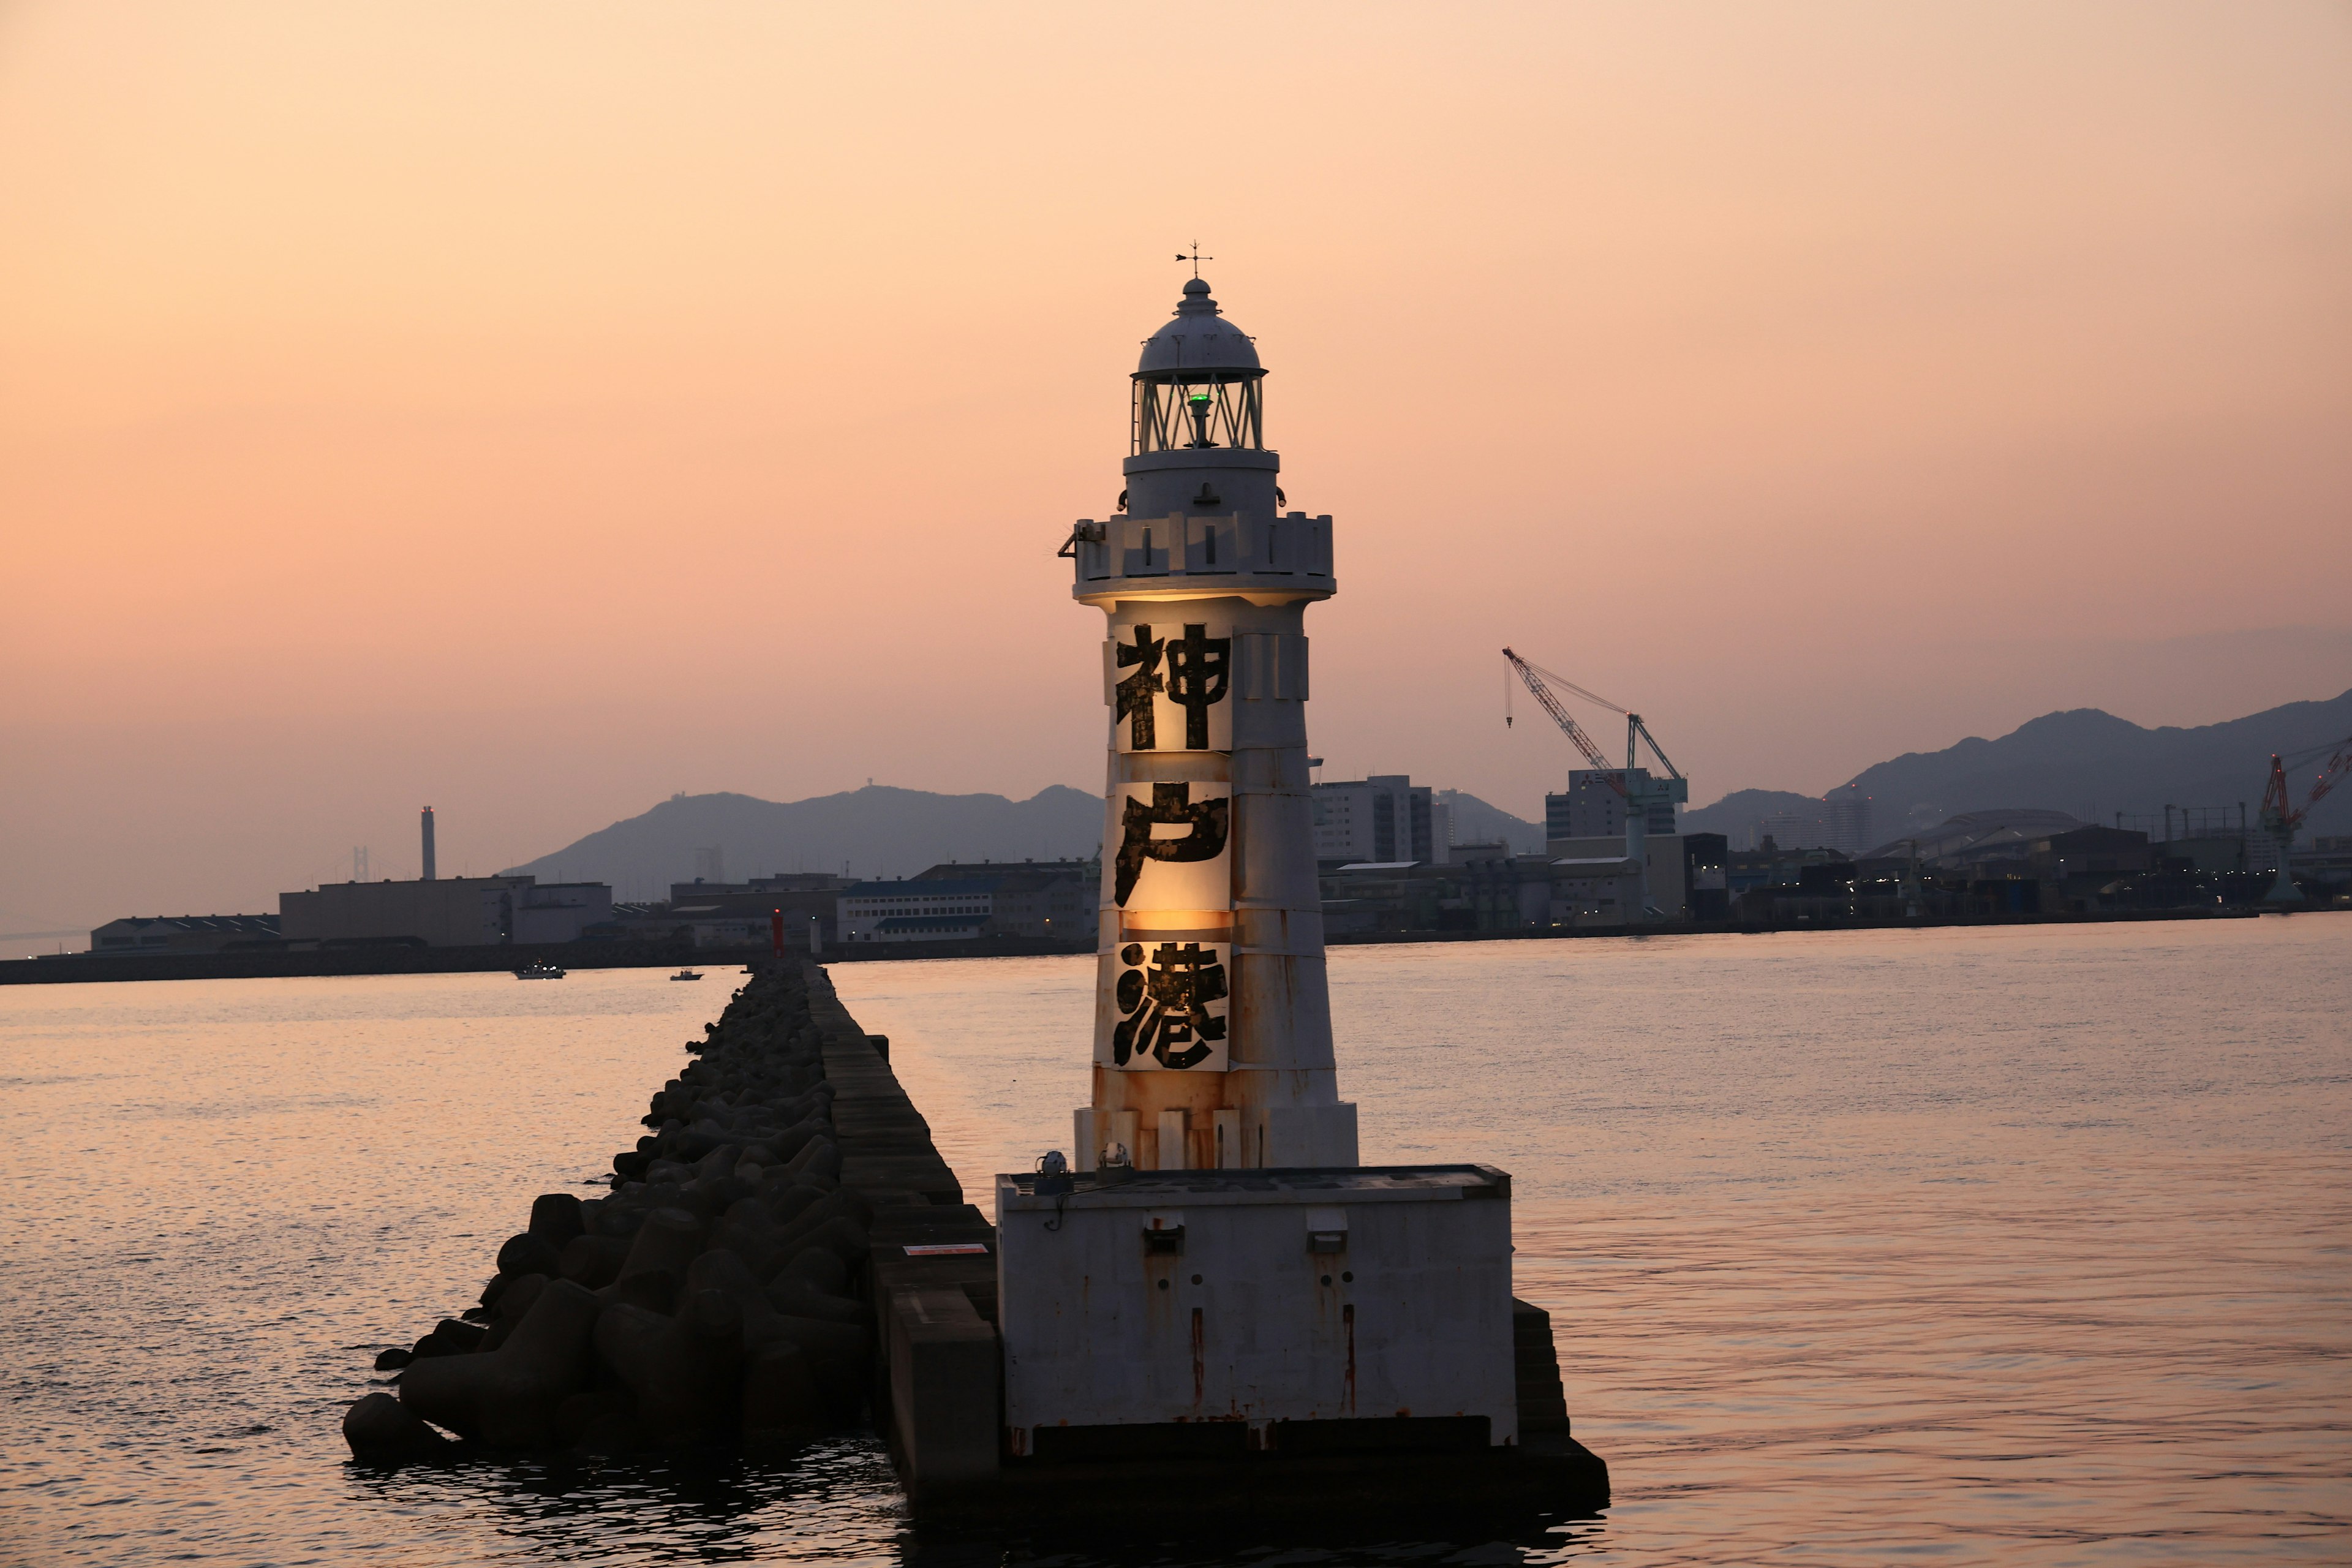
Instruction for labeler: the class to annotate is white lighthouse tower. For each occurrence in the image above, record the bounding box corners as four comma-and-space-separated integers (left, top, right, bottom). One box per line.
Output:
987, 274, 1581, 1477
1064, 274, 1358, 1175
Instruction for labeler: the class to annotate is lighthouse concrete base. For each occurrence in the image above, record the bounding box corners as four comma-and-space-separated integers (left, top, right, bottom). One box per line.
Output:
1073, 1101, 1359, 1172
995, 1165, 1517, 1454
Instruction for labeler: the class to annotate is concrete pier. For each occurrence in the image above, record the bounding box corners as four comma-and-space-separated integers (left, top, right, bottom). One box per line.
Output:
801, 967, 1005, 1498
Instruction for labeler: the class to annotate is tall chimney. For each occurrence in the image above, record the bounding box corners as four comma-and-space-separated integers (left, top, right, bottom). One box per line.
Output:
421, 807, 437, 881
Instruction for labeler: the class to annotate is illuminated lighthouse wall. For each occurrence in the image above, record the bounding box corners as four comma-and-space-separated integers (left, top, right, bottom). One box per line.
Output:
1067, 276, 1359, 1173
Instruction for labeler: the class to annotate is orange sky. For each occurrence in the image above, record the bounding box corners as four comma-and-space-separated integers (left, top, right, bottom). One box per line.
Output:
4, 1, 2348, 937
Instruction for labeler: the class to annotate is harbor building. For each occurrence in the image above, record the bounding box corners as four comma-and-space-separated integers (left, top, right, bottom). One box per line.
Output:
1545, 767, 1677, 840
279, 875, 611, 947
663, 874, 849, 949
912, 860, 1098, 944
1312, 773, 1449, 863
88, 913, 281, 955
836, 878, 997, 943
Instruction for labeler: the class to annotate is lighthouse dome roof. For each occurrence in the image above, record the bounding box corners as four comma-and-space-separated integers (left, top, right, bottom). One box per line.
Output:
1137, 277, 1262, 379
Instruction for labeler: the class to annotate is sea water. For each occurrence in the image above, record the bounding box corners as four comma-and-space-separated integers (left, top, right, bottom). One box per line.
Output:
2, 916, 2345, 1564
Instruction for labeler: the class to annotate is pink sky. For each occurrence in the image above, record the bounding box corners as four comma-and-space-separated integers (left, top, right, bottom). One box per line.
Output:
4, 1, 2348, 938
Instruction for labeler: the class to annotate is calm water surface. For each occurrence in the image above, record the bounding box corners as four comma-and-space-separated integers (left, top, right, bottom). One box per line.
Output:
2, 918, 2346, 1565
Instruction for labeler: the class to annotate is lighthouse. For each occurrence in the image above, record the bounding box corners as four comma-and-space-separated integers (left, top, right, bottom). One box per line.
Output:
1064, 274, 1359, 1175
986, 274, 1543, 1468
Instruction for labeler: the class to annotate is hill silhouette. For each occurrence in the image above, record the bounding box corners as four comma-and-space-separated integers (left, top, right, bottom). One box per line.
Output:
1846, 688, 2352, 840
504, 785, 1103, 897
1685, 688, 2352, 845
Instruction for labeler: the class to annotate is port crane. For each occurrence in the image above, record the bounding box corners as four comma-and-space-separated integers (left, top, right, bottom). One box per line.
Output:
2258, 734, 2352, 903
1501, 647, 1689, 918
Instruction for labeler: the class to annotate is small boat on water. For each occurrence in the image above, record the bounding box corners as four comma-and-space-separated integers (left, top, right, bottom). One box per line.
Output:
671, 968, 704, 982
513, 962, 566, 980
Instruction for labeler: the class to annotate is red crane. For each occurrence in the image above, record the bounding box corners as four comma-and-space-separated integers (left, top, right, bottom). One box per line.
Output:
2258, 734, 2352, 902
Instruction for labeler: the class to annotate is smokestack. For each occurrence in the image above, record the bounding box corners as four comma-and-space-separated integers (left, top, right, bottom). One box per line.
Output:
421, 807, 437, 881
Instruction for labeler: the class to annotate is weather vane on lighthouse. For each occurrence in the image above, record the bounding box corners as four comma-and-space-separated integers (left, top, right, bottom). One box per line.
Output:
1176, 242, 1213, 278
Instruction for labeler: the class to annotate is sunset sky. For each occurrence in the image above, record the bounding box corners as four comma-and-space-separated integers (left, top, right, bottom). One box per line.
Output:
4, 1, 2348, 938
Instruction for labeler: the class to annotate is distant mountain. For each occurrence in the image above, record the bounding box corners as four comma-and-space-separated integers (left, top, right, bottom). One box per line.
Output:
505, 785, 1104, 895
1680, 788, 1826, 842
1438, 790, 1546, 854
1845, 688, 2352, 840
1682, 687, 2352, 848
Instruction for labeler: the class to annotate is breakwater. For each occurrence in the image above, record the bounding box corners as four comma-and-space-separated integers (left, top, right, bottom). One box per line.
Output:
1, 933, 1087, 986
7, 909, 2272, 989
341, 957, 996, 1480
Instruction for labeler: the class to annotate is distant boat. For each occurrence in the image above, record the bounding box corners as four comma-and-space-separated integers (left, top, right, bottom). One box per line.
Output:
514, 962, 566, 980
671, 968, 704, 982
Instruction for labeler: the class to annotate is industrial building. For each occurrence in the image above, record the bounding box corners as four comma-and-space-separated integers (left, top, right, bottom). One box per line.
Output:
273, 807, 611, 948
912, 861, 1096, 944
279, 875, 612, 947
1319, 832, 1728, 934
1545, 768, 1677, 840
654, 873, 849, 949
1312, 774, 1451, 863
87, 913, 281, 955
837, 878, 998, 943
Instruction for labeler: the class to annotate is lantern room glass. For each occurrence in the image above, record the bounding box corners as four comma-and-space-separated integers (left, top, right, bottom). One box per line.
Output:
1131, 374, 1265, 455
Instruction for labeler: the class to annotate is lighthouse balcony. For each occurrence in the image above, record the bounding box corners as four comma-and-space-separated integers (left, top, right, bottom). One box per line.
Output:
1068, 511, 1333, 600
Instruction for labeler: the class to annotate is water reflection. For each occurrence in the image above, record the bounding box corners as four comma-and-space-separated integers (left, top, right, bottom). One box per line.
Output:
345, 1438, 1604, 1567
347, 1438, 902, 1562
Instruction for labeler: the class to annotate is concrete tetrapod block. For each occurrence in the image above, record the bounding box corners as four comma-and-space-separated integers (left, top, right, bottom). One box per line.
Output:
478, 1273, 547, 1352
559, 1234, 630, 1289
593, 1199, 649, 1240
618, 1207, 705, 1281
595, 1268, 677, 1316
789, 1139, 843, 1183
398, 1276, 600, 1447
410, 1317, 486, 1360
552, 1389, 637, 1451
765, 1275, 867, 1327
343, 1390, 456, 1461
778, 1245, 851, 1297
766, 1313, 871, 1419
754, 1174, 826, 1226
593, 1290, 745, 1446
691, 1142, 745, 1180
687, 1249, 870, 1420
528, 1192, 585, 1248
742, 1343, 828, 1445
767, 1193, 869, 1261
497, 1231, 565, 1280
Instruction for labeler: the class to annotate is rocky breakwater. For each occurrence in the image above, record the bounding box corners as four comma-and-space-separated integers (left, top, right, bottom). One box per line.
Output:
342, 960, 894, 1460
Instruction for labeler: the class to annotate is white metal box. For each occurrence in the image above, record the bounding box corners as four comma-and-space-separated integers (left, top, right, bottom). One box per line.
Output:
995, 1166, 1517, 1456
